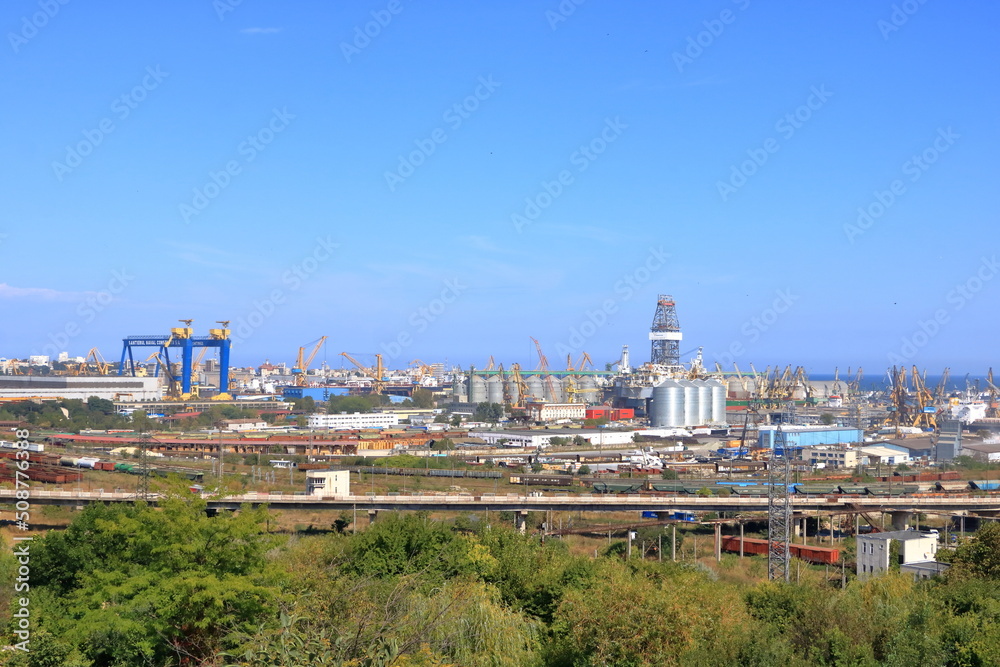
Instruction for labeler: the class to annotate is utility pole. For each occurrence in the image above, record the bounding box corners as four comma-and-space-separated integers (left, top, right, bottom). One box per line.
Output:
137, 431, 150, 500
767, 422, 792, 581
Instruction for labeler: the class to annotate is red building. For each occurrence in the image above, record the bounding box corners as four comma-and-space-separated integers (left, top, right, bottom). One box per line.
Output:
585, 406, 634, 421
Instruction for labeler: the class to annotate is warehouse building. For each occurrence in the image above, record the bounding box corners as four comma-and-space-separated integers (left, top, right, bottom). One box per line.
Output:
757, 425, 863, 450
0, 375, 162, 401
472, 429, 637, 449
858, 443, 912, 466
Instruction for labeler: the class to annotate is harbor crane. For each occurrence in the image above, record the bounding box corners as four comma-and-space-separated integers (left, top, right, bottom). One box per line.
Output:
75, 347, 110, 376
293, 336, 327, 387
530, 337, 558, 402
340, 352, 386, 394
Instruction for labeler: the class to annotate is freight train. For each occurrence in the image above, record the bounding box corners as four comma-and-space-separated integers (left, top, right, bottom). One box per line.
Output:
591, 475, 994, 497
720, 536, 840, 565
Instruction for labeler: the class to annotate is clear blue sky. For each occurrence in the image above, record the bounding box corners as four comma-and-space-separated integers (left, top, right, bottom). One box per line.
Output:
2, 1, 997, 376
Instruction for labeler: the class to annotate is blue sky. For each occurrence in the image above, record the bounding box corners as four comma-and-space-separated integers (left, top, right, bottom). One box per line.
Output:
2, 1, 997, 376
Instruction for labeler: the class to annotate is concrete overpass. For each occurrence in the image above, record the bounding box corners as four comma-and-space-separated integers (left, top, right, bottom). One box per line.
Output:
4, 489, 1000, 515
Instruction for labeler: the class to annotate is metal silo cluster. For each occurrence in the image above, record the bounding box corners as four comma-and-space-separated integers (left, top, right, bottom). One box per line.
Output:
650, 379, 726, 427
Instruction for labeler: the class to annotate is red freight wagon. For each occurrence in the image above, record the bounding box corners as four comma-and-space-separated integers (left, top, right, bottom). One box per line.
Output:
720, 536, 840, 565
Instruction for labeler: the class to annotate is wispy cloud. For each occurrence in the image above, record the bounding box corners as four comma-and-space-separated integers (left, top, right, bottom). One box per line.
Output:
241, 27, 282, 35
0, 283, 93, 301
538, 223, 636, 245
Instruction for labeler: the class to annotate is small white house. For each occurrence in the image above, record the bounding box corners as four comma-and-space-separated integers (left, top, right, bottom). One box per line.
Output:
857, 530, 942, 579
305, 469, 351, 497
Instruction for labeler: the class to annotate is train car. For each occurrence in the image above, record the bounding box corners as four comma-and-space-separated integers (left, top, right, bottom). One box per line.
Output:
648, 481, 687, 493
510, 473, 573, 486
592, 481, 643, 494
794, 484, 840, 495
970, 480, 1000, 491
936, 481, 971, 492
720, 536, 839, 564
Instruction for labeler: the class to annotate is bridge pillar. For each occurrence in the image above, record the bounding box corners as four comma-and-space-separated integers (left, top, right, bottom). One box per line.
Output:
515, 511, 528, 535
367, 510, 378, 527
889, 511, 911, 531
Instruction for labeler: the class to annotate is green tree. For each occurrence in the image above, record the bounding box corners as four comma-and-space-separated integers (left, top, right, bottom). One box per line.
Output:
577, 464, 591, 476
819, 413, 835, 425
410, 387, 435, 409
28, 497, 282, 665
951, 521, 1000, 579
431, 437, 455, 451
473, 402, 504, 423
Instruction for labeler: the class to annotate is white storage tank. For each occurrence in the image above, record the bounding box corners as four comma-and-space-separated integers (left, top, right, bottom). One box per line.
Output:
486, 376, 503, 404
697, 382, 712, 424
709, 380, 726, 424
526, 375, 545, 402
651, 380, 684, 427
678, 380, 698, 427
470, 375, 486, 403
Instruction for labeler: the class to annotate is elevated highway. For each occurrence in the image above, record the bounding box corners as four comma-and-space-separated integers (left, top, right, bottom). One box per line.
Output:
4, 489, 1000, 515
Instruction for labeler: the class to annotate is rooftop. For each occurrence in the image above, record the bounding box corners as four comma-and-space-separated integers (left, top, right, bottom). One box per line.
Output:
859, 530, 938, 541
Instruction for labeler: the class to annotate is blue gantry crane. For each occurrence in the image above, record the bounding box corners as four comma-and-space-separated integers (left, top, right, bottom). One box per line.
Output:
119, 320, 232, 397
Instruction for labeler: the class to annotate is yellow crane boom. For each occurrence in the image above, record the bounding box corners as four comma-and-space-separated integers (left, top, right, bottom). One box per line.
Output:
294, 336, 327, 387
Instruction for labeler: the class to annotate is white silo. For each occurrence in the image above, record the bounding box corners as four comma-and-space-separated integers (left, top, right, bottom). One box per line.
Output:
709, 380, 726, 424
679, 380, 698, 427
697, 382, 712, 425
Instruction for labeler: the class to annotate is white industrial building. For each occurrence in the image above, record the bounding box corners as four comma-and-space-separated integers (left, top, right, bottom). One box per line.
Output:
305, 469, 351, 497
525, 402, 586, 422
857, 531, 943, 580
307, 412, 400, 430
799, 445, 859, 469
220, 419, 268, 432
0, 375, 163, 401
858, 444, 912, 466
472, 429, 637, 449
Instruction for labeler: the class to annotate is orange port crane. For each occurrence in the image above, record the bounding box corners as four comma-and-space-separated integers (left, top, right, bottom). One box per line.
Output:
75, 347, 110, 376
340, 352, 386, 394
294, 336, 327, 387
529, 337, 558, 403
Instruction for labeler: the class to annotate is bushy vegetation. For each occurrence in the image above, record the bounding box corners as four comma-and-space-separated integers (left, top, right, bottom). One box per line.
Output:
3, 505, 1000, 666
